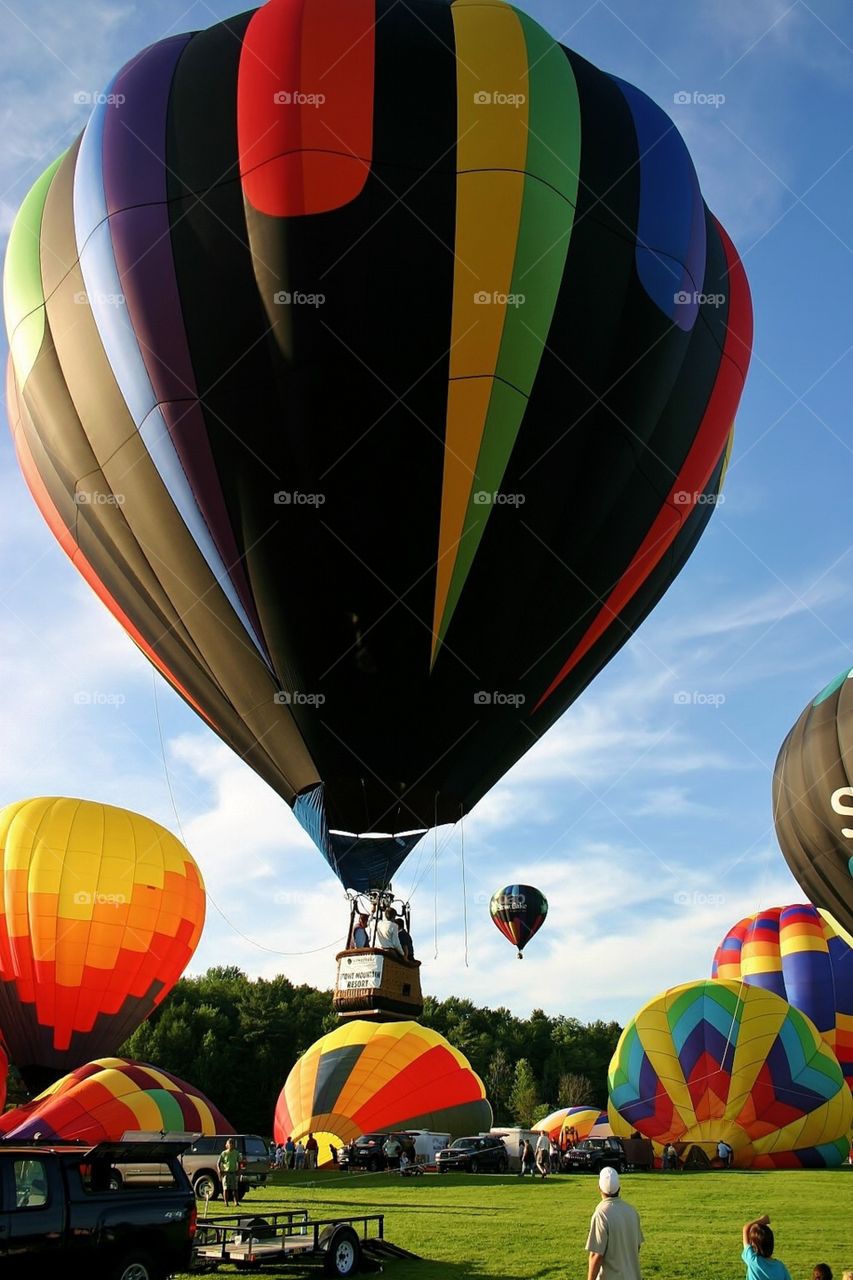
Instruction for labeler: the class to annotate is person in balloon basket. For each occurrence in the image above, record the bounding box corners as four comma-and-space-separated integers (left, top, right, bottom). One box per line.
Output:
218, 1138, 241, 1208
741, 1214, 792, 1280
586, 1167, 644, 1280
351, 913, 370, 948
375, 907, 405, 954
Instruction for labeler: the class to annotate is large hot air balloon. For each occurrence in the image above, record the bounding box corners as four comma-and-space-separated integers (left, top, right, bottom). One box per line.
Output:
4, 0, 752, 895
0, 1058, 231, 1142
274, 1020, 492, 1163
774, 669, 853, 947
712, 903, 852, 1091
489, 885, 548, 957
0, 797, 205, 1090
608, 980, 853, 1169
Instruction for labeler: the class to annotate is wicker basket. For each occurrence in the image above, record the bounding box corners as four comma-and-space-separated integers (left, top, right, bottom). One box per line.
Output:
333, 948, 424, 1020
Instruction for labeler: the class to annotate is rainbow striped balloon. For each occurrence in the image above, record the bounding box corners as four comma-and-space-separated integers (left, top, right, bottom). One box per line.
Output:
609, 980, 852, 1169
0, 1058, 232, 1142
712, 903, 852, 1091
274, 1020, 492, 1162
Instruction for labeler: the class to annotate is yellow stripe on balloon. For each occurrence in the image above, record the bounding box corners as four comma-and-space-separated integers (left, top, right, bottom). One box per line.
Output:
432, 0, 529, 659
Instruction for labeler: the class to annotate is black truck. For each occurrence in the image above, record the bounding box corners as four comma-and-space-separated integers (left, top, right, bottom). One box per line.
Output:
0, 1138, 197, 1279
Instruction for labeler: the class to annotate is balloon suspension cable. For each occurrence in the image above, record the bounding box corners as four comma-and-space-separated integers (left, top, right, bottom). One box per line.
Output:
151, 670, 346, 957
434, 795, 439, 960
460, 806, 469, 968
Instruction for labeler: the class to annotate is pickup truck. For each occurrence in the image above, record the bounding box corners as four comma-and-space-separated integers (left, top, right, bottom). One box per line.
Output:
0, 1139, 197, 1280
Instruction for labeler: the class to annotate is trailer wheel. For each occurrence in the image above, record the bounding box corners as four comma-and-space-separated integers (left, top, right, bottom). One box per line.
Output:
323, 1224, 361, 1276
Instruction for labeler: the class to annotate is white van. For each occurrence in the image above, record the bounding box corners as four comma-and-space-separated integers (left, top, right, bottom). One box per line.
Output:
485, 1127, 539, 1172
401, 1130, 452, 1166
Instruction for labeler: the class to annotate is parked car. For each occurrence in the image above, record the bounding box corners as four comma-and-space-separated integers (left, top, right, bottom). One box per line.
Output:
0, 1138, 196, 1280
117, 1131, 270, 1200
436, 1136, 509, 1174
562, 1136, 627, 1174
338, 1133, 393, 1173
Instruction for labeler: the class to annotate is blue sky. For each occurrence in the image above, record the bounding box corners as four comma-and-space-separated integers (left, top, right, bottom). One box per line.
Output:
1, 0, 852, 1024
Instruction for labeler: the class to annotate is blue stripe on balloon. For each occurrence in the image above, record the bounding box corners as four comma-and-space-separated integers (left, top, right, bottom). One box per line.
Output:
72, 82, 268, 657
610, 76, 706, 332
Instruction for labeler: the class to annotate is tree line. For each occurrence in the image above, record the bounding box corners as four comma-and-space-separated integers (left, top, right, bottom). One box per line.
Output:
113, 969, 623, 1135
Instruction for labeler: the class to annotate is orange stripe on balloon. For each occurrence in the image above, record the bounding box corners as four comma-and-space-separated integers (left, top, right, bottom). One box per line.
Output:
11, 413, 215, 728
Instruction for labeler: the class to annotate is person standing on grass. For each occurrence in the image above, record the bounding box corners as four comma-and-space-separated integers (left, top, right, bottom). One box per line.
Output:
741, 1214, 792, 1280
519, 1139, 534, 1177
535, 1130, 550, 1179
812, 1266, 832, 1280
218, 1138, 241, 1208
586, 1167, 644, 1280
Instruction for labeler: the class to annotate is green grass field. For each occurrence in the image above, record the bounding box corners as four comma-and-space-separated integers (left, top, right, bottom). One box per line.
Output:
177, 1166, 853, 1279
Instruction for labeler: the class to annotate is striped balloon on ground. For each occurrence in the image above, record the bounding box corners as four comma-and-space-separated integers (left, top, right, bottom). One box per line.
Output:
4, 0, 751, 895
0, 797, 205, 1091
712, 903, 852, 1091
0, 1058, 232, 1142
608, 980, 852, 1169
274, 1021, 492, 1163
532, 1106, 605, 1142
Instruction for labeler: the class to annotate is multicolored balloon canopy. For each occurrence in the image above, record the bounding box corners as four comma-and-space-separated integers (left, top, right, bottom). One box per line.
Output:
274, 1020, 492, 1161
0, 1058, 232, 1142
773, 669, 853, 947
489, 885, 548, 958
4, 0, 752, 894
532, 1105, 606, 1142
712, 903, 853, 1091
608, 980, 853, 1169
0, 797, 205, 1090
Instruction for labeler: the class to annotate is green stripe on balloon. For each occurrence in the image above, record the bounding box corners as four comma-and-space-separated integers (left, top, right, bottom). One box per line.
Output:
812, 667, 853, 706
436, 22, 580, 648
3, 153, 64, 388
148, 1088, 189, 1132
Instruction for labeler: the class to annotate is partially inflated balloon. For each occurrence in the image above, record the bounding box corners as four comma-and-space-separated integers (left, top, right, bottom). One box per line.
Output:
490, 885, 548, 957
0, 1058, 231, 1141
774, 670, 853, 946
712, 904, 852, 1090
274, 1021, 491, 1161
532, 1105, 604, 1142
4, 0, 752, 893
0, 798, 205, 1089
608, 980, 852, 1169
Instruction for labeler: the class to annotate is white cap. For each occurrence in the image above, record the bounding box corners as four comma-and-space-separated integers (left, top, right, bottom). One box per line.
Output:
599, 1166, 621, 1195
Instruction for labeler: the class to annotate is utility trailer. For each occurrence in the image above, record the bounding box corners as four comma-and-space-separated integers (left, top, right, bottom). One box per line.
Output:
193, 1208, 419, 1276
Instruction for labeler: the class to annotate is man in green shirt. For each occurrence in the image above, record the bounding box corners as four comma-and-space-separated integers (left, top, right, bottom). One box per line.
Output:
219, 1138, 241, 1207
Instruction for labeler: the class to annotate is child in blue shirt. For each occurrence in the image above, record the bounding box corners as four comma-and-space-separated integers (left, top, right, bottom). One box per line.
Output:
741, 1215, 792, 1280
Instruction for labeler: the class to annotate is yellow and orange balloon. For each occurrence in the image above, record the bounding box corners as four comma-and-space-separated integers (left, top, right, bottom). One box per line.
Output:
0, 797, 205, 1089
274, 1020, 492, 1163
